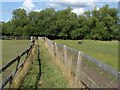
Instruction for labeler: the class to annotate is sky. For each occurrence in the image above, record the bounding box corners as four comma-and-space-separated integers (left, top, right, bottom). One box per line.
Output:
0, 0, 120, 22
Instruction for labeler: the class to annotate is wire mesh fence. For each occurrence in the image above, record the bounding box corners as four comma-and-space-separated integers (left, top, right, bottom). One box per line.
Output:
40, 37, 118, 88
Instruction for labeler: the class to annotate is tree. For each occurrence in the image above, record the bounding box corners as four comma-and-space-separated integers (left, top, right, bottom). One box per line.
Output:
2, 5, 118, 40
11, 8, 28, 36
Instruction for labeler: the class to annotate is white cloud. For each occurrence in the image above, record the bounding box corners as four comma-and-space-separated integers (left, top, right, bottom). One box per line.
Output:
50, 0, 119, 2
96, 7, 100, 10
21, 0, 42, 12
1, 18, 10, 23
49, 0, 94, 8
34, 9, 42, 12
49, 0, 93, 15
5, 19, 10, 22
47, 3, 60, 8
50, 0, 94, 3
1, 0, 119, 2
22, 0, 35, 12
72, 8, 85, 15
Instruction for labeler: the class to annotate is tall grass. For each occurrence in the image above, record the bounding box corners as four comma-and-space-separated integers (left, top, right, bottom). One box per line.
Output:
21, 40, 68, 88
38, 40, 68, 88
54, 40, 118, 69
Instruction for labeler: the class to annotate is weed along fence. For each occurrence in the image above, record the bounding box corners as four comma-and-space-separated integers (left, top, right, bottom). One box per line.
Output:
41, 37, 118, 88
0, 39, 36, 89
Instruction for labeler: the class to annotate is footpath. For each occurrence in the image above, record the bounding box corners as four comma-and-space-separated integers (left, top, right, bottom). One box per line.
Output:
20, 40, 68, 88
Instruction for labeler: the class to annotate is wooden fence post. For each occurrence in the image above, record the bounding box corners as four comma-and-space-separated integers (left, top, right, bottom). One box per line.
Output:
63, 46, 73, 88
10, 45, 36, 88
55, 43, 60, 65
54, 43, 57, 60
44, 37, 46, 46
64, 45, 68, 78
51, 41, 55, 59
75, 51, 83, 88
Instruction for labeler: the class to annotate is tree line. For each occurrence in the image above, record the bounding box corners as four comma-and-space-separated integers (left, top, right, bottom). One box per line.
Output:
1, 5, 119, 40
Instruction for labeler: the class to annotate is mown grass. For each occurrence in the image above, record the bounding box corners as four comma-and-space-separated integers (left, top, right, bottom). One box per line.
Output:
38, 40, 68, 88
20, 50, 39, 88
53, 40, 118, 69
21, 40, 68, 88
2, 40, 30, 65
1, 40, 30, 84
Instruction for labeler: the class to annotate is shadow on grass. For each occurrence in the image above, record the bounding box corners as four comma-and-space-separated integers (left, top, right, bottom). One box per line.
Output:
19, 44, 42, 89
35, 45, 41, 89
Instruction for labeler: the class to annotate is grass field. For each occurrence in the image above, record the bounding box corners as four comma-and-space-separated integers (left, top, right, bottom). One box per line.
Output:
1, 40, 30, 85
1, 39, 118, 88
1, 40, 67, 88
21, 40, 68, 88
53, 40, 118, 69
2, 40, 30, 65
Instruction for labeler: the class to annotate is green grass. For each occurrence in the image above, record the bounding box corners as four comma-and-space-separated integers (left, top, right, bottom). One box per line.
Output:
1, 40, 30, 84
53, 40, 118, 69
1, 40, 68, 88
2, 40, 30, 65
21, 40, 68, 88
20, 51, 39, 88
38, 40, 68, 88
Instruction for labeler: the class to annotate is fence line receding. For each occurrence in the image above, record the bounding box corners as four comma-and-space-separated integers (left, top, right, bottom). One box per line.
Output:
41, 37, 118, 88
0, 39, 36, 89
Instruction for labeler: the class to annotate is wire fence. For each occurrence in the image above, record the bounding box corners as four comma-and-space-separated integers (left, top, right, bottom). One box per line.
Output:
40, 37, 118, 88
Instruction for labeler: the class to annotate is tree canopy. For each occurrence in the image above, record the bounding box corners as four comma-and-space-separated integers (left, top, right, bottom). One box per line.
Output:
1, 5, 119, 40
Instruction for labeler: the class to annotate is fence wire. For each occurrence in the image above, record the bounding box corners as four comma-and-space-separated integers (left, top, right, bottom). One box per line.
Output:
81, 56, 118, 88
66, 47, 78, 75
42, 37, 118, 88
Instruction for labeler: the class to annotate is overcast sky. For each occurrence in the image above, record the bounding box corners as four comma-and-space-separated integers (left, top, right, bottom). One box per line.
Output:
0, 0, 119, 22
